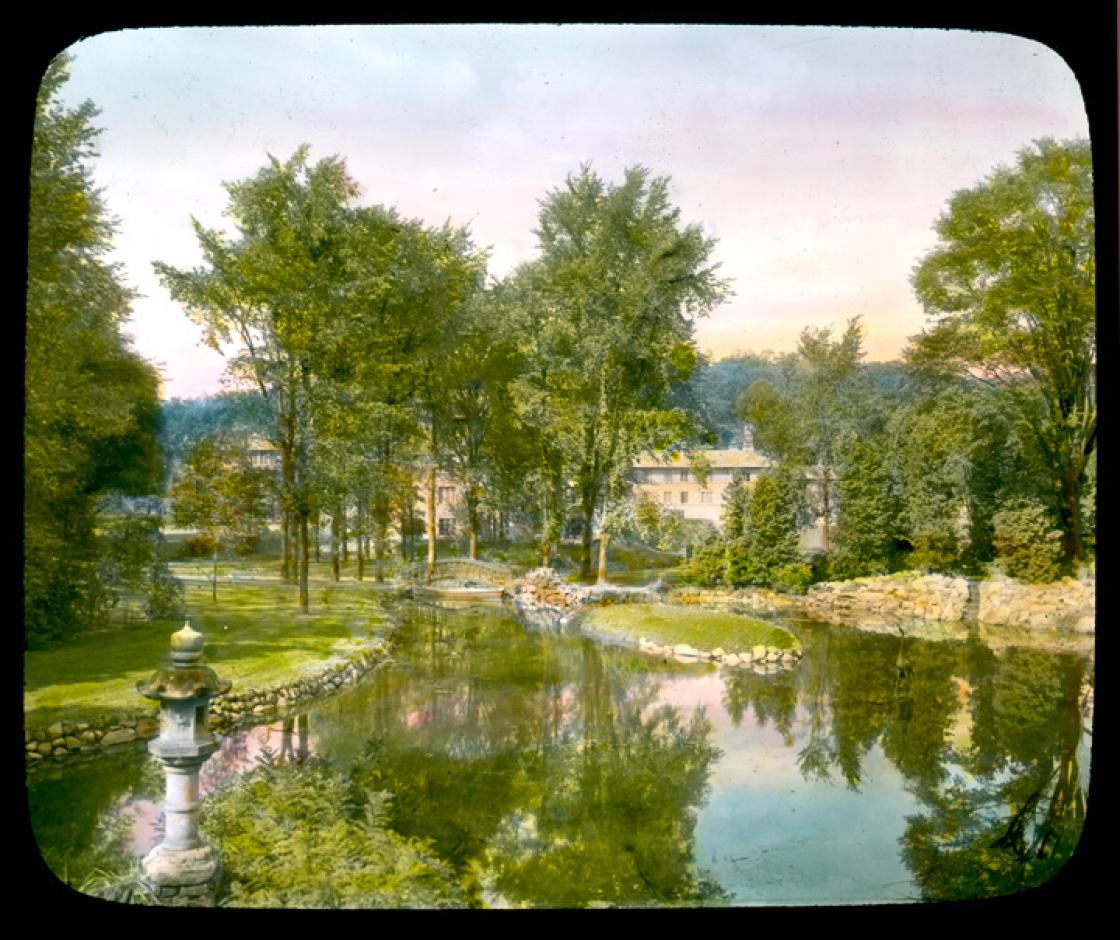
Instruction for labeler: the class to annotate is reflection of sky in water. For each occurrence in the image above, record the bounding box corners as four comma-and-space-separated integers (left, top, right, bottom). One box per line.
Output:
658, 672, 920, 904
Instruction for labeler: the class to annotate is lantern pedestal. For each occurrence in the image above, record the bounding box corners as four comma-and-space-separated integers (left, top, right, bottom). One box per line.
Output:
141, 843, 222, 903
136, 623, 230, 906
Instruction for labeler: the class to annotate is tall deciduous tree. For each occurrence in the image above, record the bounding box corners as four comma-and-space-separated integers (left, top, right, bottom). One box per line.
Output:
529, 165, 730, 579
155, 147, 358, 612
26, 54, 164, 643
908, 138, 1095, 565
739, 318, 868, 552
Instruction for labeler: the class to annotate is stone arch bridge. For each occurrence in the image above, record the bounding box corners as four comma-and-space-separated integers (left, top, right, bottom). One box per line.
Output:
397, 558, 516, 590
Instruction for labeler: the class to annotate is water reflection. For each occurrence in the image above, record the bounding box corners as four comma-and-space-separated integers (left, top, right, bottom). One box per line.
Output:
315, 604, 725, 906
27, 603, 1090, 906
716, 621, 1090, 900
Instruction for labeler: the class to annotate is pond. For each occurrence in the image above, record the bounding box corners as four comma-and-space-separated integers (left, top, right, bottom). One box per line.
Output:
27, 600, 1093, 907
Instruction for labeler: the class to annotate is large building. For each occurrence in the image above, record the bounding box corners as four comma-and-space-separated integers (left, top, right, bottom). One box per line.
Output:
630, 447, 772, 529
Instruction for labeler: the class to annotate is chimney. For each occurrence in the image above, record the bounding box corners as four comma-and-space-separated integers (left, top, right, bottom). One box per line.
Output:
742, 423, 755, 452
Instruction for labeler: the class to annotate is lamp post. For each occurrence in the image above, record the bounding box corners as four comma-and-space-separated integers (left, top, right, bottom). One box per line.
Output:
137, 622, 231, 904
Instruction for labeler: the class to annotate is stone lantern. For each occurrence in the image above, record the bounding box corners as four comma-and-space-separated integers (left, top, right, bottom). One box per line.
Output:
136, 622, 231, 904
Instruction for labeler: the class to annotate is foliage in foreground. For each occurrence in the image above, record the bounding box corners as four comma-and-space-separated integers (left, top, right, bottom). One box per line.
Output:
200, 759, 470, 908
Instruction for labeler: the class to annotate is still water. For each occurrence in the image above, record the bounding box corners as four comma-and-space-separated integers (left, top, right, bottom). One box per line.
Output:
28, 601, 1092, 906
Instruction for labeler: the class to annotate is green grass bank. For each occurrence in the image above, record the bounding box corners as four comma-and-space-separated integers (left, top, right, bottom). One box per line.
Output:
25, 571, 393, 730
580, 603, 801, 654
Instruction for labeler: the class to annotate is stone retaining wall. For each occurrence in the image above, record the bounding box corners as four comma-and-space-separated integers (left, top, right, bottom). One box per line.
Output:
801, 572, 1094, 632
25, 636, 392, 772
977, 576, 1094, 631
803, 574, 971, 625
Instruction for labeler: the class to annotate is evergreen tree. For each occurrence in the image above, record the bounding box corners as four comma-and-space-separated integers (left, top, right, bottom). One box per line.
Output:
25, 54, 164, 643
830, 435, 902, 579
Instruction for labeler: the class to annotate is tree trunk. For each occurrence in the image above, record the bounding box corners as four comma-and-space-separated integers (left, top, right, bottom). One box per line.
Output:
356, 501, 365, 582
292, 511, 301, 588
542, 535, 550, 569
376, 521, 386, 583
426, 467, 437, 584
281, 509, 292, 581
467, 490, 479, 560
299, 513, 310, 614
821, 464, 832, 553
212, 546, 219, 603
597, 532, 610, 584
313, 510, 321, 562
579, 488, 595, 581
1059, 468, 1085, 565
330, 508, 341, 582
341, 506, 349, 565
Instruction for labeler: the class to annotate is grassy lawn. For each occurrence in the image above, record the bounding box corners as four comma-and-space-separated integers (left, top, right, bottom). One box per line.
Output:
581, 603, 801, 653
24, 570, 394, 730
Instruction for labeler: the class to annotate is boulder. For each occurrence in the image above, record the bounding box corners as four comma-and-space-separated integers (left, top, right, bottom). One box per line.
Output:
100, 728, 138, 748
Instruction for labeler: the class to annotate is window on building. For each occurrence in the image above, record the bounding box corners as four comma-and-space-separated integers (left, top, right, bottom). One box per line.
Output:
438, 518, 453, 537
700, 491, 712, 504
680, 491, 688, 504
678, 469, 689, 483
437, 487, 454, 503
662, 492, 672, 505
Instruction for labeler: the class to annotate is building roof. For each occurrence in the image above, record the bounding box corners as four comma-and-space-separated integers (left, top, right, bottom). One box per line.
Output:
632, 448, 771, 469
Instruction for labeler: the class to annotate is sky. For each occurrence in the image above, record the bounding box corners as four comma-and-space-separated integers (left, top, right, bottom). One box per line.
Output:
48, 24, 1090, 400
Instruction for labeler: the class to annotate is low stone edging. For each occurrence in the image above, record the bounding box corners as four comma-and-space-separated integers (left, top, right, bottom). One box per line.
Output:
24, 635, 393, 772
631, 633, 801, 672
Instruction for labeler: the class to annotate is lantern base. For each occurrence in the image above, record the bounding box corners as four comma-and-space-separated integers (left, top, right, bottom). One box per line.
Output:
140, 842, 222, 905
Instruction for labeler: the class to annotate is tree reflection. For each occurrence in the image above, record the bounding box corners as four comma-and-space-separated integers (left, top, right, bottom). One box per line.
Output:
774, 623, 1089, 900
341, 607, 725, 907
900, 650, 1088, 900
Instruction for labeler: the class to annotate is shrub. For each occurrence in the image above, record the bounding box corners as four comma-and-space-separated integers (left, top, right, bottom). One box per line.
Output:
907, 529, 962, 573
143, 567, 185, 620
724, 537, 755, 588
992, 499, 1065, 583
685, 536, 726, 587
770, 562, 814, 594
202, 759, 469, 908
185, 533, 221, 557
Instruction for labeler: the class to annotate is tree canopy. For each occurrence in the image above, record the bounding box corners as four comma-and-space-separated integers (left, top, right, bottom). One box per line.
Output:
521, 165, 730, 577
908, 138, 1095, 564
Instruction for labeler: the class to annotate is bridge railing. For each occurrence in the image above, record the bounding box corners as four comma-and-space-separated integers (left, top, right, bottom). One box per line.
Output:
397, 558, 516, 587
